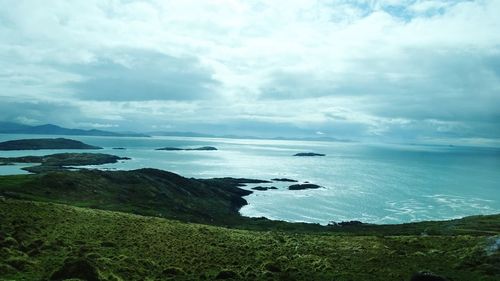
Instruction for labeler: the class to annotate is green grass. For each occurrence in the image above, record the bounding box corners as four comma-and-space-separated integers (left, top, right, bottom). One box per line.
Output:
1, 199, 499, 281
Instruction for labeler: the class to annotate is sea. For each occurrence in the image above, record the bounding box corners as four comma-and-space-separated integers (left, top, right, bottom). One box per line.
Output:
1, 134, 499, 225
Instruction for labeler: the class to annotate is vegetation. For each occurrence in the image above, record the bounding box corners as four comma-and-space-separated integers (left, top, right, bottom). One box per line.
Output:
0, 199, 499, 281
0, 158, 498, 280
0, 138, 102, 151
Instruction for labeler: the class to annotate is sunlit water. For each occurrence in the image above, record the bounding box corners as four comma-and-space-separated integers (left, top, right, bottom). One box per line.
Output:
1, 134, 499, 224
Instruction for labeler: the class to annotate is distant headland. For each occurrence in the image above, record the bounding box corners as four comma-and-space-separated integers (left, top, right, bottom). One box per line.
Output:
0, 138, 102, 151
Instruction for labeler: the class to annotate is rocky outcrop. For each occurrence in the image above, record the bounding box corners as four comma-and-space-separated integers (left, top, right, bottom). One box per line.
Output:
271, 178, 298, 182
288, 184, 322, 190
251, 186, 278, 191
293, 152, 325, 157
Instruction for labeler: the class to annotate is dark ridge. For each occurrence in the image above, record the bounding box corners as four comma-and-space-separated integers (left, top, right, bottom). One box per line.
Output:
0, 138, 102, 150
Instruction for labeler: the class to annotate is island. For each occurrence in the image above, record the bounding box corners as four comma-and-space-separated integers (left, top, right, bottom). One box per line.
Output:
251, 186, 278, 191
156, 146, 218, 151
288, 183, 323, 190
272, 178, 298, 182
0, 138, 102, 150
0, 153, 130, 173
293, 152, 326, 156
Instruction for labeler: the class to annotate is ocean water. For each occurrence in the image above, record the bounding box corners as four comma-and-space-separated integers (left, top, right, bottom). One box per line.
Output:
1, 134, 499, 225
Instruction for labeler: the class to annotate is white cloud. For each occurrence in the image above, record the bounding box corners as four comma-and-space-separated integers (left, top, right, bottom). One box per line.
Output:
0, 0, 499, 142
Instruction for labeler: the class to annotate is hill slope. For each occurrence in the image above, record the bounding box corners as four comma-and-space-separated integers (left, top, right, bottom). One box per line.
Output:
1, 199, 499, 281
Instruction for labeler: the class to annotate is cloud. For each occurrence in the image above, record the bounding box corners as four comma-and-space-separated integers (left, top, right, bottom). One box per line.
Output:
0, 0, 499, 144
66, 49, 220, 101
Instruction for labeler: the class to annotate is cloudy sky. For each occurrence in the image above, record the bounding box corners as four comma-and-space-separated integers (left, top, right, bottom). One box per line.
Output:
1, 0, 499, 144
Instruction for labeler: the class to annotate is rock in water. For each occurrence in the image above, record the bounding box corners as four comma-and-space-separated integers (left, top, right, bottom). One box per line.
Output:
293, 152, 325, 157
288, 184, 322, 190
251, 186, 278, 191
271, 178, 298, 182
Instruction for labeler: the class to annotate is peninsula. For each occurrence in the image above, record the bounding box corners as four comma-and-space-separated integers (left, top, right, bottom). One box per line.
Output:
0, 138, 102, 150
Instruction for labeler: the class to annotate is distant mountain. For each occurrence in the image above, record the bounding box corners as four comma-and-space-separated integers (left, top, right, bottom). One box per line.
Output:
0, 122, 149, 137
149, 130, 351, 142
149, 131, 215, 138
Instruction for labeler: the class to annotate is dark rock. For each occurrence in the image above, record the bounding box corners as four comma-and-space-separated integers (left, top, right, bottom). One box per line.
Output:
288, 184, 322, 190
293, 152, 325, 156
271, 178, 298, 182
251, 186, 278, 191
50, 258, 101, 281
410, 271, 448, 281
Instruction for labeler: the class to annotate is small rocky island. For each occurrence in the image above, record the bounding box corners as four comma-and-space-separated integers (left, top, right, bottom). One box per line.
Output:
0, 138, 102, 150
288, 183, 323, 190
272, 178, 298, 182
251, 186, 278, 191
156, 146, 218, 151
293, 152, 326, 157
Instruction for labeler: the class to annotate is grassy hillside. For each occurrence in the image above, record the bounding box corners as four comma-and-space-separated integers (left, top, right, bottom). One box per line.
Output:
0, 169, 337, 232
1, 199, 499, 281
1, 169, 500, 236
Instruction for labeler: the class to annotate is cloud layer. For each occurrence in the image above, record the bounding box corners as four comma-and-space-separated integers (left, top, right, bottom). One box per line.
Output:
1, 0, 499, 144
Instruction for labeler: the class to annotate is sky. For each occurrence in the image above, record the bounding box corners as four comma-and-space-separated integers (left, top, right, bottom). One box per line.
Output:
0, 0, 499, 144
